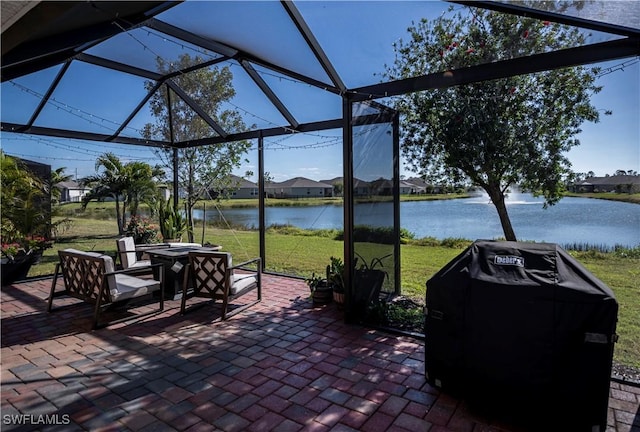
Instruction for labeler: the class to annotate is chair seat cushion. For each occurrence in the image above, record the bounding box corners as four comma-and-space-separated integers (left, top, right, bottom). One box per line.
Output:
129, 260, 152, 268
111, 274, 160, 302
230, 273, 258, 296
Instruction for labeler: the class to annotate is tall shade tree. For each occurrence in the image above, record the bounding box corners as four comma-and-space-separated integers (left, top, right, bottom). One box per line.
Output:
384, 6, 604, 240
142, 55, 252, 242
82, 153, 163, 234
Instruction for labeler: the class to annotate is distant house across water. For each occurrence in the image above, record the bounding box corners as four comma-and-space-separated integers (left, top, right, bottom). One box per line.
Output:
321, 177, 369, 197
207, 174, 258, 199
321, 176, 444, 196
214, 175, 334, 199
228, 175, 259, 199
266, 177, 333, 199
221, 175, 457, 199
571, 175, 640, 194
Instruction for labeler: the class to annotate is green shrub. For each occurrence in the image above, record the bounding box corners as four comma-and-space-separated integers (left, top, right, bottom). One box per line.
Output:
440, 237, 472, 248
564, 243, 640, 259
400, 228, 415, 243
386, 303, 424, 332
410, 236, 442, 247
334, 225, 415, 245
613, 245, 640, 259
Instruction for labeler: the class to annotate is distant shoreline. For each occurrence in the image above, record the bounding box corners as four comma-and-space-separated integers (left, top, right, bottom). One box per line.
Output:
194, 193, 472, 209
563, 192, 640, 205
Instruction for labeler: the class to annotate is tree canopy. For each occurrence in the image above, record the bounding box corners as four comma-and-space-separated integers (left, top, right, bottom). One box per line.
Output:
385, 6, 604, 240
143, 55, 253, 241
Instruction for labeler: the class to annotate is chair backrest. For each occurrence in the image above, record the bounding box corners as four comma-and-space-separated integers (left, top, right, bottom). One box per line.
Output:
58, 249, 115, 304
186, 251, 232, 299
116, 237, 137, 269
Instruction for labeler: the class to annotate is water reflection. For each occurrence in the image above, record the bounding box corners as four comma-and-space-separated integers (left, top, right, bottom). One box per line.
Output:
192, 194, 640, 248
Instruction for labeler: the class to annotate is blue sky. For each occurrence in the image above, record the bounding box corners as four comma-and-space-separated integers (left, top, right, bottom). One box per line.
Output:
1, 1, 638, 182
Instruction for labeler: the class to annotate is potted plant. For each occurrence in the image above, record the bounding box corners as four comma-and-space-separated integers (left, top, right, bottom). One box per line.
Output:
327, 256, 345, 308
305, 272, 333, 305
1, 231, 53, 285
353, 252, 392, 319
157, 198, 187, 242
1, 153, 54, 285
124, 216, 160, 245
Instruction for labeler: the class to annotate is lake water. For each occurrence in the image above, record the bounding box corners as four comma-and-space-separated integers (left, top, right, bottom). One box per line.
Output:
193, 193, 640, 248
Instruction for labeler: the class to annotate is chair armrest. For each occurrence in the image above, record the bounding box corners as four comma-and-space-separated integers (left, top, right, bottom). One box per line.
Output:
230, 257, 262, 271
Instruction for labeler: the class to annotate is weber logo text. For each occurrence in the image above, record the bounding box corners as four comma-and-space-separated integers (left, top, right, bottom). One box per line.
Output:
493, 255, 525, 267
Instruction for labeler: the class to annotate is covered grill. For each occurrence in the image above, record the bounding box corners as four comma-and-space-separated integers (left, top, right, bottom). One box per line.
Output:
425, 240, 618, 431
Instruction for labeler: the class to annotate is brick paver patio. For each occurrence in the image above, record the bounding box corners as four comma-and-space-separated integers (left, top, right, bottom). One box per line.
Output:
1, 275, 639, 431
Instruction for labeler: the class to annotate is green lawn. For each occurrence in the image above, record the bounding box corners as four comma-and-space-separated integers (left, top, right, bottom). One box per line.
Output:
28, 216, 640, 370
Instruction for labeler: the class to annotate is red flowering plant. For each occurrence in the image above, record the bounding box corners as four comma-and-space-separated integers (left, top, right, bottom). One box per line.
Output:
1, 243, 22, 261
1, 221, 53, 263
124, 216, 160, 245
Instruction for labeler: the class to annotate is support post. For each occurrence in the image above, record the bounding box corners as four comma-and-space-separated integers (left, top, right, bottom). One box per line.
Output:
342, 95, 354, 323
258, 134, 266, 271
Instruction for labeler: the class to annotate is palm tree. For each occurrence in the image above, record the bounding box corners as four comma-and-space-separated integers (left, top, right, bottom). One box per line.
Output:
50, 167, 73, 206
122, 161, 164, 218
82, 153, 165, 234
82, 153, 128, 233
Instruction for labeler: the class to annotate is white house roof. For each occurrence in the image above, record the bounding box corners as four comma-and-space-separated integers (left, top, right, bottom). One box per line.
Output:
404, 177, 430, 187
320, 177, 368, 186
229, 174, 257, 189
55, 180, 85, 190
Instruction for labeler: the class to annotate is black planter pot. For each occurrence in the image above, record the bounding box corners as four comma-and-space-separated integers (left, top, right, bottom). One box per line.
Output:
1, 255, 36, 286
1, 250, 43, 285
30, 249, 44, 265
352, 269, 386, 319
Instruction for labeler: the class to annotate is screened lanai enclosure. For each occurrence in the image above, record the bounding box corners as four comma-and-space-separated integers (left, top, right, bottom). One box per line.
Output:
2, 1, 639, 325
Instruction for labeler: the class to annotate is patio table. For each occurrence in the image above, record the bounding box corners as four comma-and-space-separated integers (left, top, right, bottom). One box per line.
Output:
147, 246, 222, 299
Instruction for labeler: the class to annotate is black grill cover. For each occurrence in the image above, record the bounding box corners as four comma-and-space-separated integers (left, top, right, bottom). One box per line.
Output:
425, 240, 618, 431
